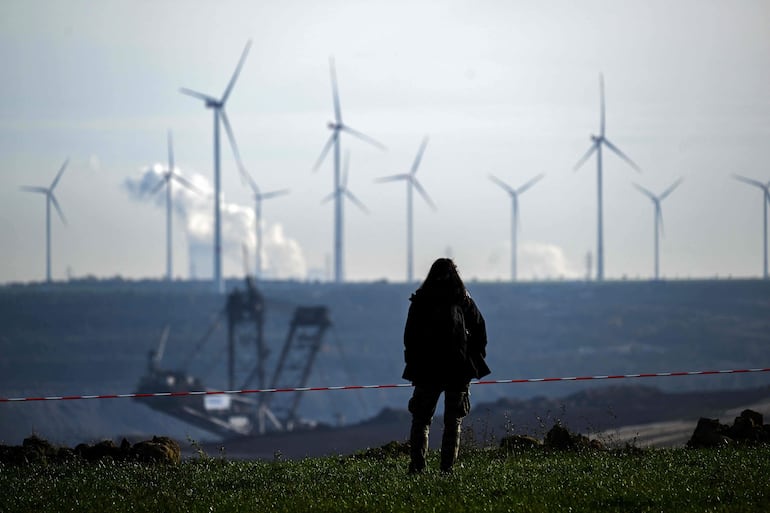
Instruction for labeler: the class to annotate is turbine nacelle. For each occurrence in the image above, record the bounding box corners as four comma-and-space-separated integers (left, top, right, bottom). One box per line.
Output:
327, 121, 341, 131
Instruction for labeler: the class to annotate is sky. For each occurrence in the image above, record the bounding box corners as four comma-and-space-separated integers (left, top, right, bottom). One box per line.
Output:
1, 0, 769, 284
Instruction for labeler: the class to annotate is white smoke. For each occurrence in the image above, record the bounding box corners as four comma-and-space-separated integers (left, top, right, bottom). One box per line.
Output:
123, 165, 307, 279
519, 241, 581, 279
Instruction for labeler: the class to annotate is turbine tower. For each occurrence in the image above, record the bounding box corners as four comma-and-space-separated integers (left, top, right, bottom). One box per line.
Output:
150, 131, 199, 281
314, 56, 385, 283
241, 169, 289, 280
574, 73, 641, 281
376, 136, 435, 283
180, 39, 252, 293
321, 151, 369, 278
733, 174, 770, 279
20, 158, 69, 283
633, 178, 683, 280
489, 173, 545, 282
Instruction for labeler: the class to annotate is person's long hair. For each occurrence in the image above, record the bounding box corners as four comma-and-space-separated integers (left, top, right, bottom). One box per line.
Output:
415, 258, 467, 302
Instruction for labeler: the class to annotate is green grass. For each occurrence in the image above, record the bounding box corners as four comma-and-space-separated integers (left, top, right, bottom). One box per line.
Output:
2, 446, 769, 512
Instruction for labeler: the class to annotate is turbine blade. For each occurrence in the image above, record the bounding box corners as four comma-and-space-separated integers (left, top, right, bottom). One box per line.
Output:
517, 173, 545, 195
320, 190, 336, 204
409, 136, 429, 176
313, 133, 337, 171
375, 174, 409, 183
733, 174, 766, 190
659, 177, 684, 200
603, 138, 641, 172
167, 131, 175, 174
50, 194, 67, 225
261, 189, 290, 201
633, 182, 657, 202
489, 174, 515, 195
222, 39, 252, 103
341, 125, 387, 151
179, 87, 216, 103
240, 167, 259, 194
345, 190, 370, 214
50, 158, 69, 190
151, 174, 169, 195
220, 109, 245, 172
599, 73, 606, 137
573, 143, 597, 171
171, 173, 203, 195
330, 56, 342, 124
19, 186, 48, 194
412, 179, 437, 210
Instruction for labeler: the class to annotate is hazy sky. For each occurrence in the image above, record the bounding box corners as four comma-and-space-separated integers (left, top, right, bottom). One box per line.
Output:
1, 0, 769, 284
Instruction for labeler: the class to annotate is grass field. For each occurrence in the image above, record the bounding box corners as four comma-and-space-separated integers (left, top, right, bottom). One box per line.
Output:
2, 445, 769, 512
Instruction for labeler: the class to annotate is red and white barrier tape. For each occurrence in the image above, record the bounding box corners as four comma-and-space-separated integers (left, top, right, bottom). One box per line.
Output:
2, 367, 769, 403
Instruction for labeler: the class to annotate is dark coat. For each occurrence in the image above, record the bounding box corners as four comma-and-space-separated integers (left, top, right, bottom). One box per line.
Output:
402, 290, 491, 384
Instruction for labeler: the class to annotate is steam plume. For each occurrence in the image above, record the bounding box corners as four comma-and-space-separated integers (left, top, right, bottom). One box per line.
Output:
123, 165, 307, 279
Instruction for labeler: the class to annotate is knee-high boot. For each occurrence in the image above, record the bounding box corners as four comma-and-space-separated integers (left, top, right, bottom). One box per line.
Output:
409, 422, 430, 473
440, 419, 462, 472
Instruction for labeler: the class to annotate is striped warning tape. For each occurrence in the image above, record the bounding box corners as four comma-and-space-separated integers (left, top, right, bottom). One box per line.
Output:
1, 367, 769, 403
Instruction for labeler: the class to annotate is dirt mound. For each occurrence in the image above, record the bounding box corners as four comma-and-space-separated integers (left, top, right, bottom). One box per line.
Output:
0, 435, 181, 465
687, 409, 770, 448
499, 424, 605, 453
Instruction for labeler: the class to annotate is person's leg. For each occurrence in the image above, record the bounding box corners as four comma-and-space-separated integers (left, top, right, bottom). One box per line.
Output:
440, 382, 471, 472
407, 384, 441, 473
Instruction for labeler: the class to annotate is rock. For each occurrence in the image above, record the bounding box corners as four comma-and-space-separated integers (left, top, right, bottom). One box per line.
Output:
2, 435, 181, 465
130, 436, 181, 464
544, 424, 603, 451
500, 434, 542, 452
76, 440, 124, 461
351, 440, 410, 460
728, 409, 766, 442
687, 410, 770, 448
687, 417, 732, 448
22, 435, 58, 462
739, 409, 763, 426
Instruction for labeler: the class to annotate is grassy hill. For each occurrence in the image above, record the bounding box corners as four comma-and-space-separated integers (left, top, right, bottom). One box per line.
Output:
2, 445, 770, 512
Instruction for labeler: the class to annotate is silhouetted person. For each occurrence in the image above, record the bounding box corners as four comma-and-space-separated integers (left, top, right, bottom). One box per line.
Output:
402, 258, 490, 473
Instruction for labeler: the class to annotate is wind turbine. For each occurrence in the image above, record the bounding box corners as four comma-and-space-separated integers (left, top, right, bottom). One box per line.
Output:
489, 173, 545, 282
150, 130, 200, 281
574, 73, 641, 281
180, 39, 252, 293
314, 56, 385, 283
733, 174, 770, 279
376, 136, 435, 283
633, 178, 683, 280
20, 158, 69, 283
241, 169, 289, 280
321, 151, 369, 278
322, 150, 370, 212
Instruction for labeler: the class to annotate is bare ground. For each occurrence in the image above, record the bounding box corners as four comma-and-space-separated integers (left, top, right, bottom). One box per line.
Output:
197, 385, 770, 459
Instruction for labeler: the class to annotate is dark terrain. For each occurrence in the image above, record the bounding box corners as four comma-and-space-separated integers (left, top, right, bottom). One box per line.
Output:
1, 278, 769, 451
